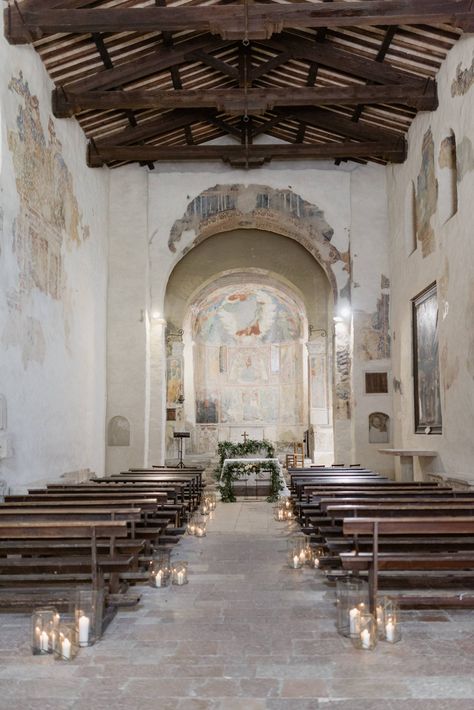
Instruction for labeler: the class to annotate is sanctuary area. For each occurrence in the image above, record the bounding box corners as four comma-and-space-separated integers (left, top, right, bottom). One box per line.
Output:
1, 1, 474, 708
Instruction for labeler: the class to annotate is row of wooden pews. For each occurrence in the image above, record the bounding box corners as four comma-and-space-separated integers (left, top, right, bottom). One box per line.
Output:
288, 465, 474, 612
0, 467, 204, 622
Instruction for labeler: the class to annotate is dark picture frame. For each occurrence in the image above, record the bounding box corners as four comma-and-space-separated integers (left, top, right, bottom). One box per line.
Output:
412, 283, 442, 434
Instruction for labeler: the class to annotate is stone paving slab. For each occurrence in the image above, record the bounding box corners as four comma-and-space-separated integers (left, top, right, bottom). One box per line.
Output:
1, 501, 474, 708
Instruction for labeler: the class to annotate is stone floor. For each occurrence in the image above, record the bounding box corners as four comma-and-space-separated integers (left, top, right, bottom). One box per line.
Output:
1, 501, 474, 709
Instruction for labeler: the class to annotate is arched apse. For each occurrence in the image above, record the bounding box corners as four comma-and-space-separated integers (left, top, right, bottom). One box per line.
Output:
162, 230, 335, 464
157, 183, 350, 305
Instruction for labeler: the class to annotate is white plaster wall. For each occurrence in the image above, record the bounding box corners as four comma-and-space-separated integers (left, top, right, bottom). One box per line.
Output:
351, 166, 393, 475
107, 160, 391, 471
0, 17, 109, 491
387, 35, 474, 481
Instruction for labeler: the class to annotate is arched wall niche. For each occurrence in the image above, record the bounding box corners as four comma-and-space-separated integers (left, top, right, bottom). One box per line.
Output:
162, 230, 337, 464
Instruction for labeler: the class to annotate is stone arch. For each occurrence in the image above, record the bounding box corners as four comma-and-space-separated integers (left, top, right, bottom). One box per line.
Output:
108, 416, 131, 447
168, 184, 349, 301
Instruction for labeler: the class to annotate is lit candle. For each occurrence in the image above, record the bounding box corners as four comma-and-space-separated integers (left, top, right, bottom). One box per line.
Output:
286, 511, 293, 520
278, 509, 284, 520
292, 554, 300, 569
154, 570, 163, 587
195, 526, 205, 537
177, 570, 185, 585
78, 614, 90, 646
299, 550, 306, 564
385, 619, 395, 643
349, 607, 360, 635
40, 630, 49, 652
376, 605, 384, 628
361, 629, 371, 649
61, 636, 71, 660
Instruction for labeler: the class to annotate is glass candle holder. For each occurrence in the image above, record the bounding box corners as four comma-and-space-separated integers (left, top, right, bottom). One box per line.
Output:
75, 589, 104, 647
194, 517, 207, 537
352, 613, 378, 651
54, 623, 79, 662
382, 598, 402, 644
200, 501, 210, 516
335, 576, 369, 638
149, 557, 171, 588
285, 509, 294, 521
172, 561, 189, 586
186, 512, 198, 536
312, 546, 325, 569
273, 504, 286, 521
31, 607, 60, 655
287, 533, 308, 568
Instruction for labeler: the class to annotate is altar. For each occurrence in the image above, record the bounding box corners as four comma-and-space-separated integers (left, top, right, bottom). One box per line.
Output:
217, 437, 286, 502
221, 458, 286, 499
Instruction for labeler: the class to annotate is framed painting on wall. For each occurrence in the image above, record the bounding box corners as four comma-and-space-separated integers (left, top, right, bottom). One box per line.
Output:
412, 283, 442, 434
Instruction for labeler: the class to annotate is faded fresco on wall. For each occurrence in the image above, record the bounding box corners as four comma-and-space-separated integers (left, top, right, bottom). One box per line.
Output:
457, 136, 474, 181
413, 284, 442, 433
166, 184, 348, 299
357, 292, 391, 361
451, 53, 474, 97
166, 356, 183, 404
3, 73, 89, 367
192, 284, 304, 443
416, 129, 438, 258
195, 392, 219, 424
368, 412, 390, 444
194, 285, 301, 345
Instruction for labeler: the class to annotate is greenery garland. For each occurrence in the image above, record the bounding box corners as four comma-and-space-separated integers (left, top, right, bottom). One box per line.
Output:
215, 440, 282, 503
217, 439, 275, 467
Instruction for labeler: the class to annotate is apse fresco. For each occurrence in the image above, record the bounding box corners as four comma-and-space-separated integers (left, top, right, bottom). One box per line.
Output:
193, 285, 305, 434
194, 286, 302, 345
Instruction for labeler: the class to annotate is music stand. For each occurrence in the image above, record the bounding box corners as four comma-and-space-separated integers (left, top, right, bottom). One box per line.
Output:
173, 431, 190, 468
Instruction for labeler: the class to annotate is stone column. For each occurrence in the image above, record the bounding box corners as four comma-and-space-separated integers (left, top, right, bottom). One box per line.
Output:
306, 337, 333, 464
147, 317, 167, 466
333, 318, 353, 466
165, 339, 185, 460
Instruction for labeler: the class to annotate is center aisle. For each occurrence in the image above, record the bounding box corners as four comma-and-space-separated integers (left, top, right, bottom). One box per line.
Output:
2, 502, 472, 708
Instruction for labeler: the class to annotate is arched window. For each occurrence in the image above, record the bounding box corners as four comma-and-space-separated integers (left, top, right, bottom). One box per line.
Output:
404, 181, 417, 256
438, 131, 458, 223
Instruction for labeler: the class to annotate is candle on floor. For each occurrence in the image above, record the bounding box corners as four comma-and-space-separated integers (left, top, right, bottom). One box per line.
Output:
361, 629, 371, 649
292, 554, 301, 569
349, 607, 360, 635
78, 614, 90, 647
385, 619, 395, 643
61, 636, 71, 660
154, 570, 164, 587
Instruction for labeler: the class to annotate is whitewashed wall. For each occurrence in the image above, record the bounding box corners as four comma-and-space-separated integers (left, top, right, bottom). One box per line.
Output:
107, 159, 392, 473
0, 15, 109, 491
387, 35, 474, 481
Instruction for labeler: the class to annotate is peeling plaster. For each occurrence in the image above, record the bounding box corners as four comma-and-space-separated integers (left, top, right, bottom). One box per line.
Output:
441, 343, 460, 392
438, 135, 456, 170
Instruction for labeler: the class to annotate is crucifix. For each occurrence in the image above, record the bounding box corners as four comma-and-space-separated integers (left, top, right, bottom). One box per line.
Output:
241, 431, 249, 444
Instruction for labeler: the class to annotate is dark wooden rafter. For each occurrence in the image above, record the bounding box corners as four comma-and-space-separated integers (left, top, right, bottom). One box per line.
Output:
86, 140, 407, 168
52, 82, 438, 117
91, 32, 155, 170
4, 1, 467, 169
6, 1, 474, 44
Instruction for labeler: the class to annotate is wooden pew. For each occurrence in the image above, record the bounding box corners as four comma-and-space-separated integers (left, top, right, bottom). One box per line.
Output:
341, 516, 474, 610
0, 520, 133, 608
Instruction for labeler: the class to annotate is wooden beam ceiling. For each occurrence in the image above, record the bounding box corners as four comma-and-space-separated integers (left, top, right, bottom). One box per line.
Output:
53, 82, 437, 117
4, 1, 467, 169
87, 139, 407, 168
6, 1, 474, 44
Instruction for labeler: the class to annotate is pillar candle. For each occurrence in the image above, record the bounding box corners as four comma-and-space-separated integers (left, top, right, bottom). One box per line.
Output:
361, 629, 371, 649
349, 607, 360, 635
78, 614, 90, 646
61, 637, 71, 660
385, 619, 395, 642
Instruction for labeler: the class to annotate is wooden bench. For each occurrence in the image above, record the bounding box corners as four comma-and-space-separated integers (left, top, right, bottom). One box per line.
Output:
341, 517, 474, 610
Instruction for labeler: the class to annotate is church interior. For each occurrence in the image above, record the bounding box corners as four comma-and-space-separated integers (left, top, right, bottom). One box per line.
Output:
1, 1, 474, 707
